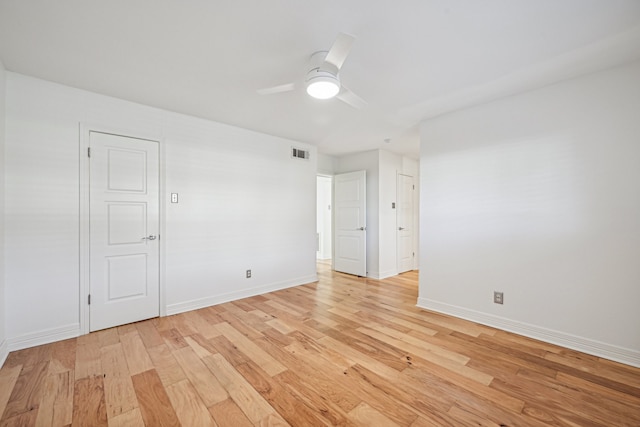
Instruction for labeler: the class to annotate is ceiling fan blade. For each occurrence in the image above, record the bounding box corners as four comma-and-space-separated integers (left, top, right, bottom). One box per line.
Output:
337, 87, 367, 109
324, 33, 355, 71
257, 82, 296, 95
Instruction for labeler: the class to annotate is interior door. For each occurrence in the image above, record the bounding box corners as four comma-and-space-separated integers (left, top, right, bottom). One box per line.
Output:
397, 174, 414, 274
333, 170, 366, 276
89, 131, 160, 332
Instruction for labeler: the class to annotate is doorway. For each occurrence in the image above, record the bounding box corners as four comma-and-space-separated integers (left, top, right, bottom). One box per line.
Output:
333, 170, 367, 277
397, 173, 414, 274
85, 131, 161, 332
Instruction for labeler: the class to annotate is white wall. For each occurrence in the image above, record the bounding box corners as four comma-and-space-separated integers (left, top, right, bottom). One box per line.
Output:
317, 153, 336, 176
316, 176, 332, 260
0, 60, 7, 365
4, 73, 317, 349
378, 150, 403, 278
419, 60, 640, 367
402, 157, 420, 270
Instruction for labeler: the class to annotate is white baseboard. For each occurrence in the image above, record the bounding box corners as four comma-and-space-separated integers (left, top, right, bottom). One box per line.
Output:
368, 269, 398, 280
416, 298, 640, 368
7, 323, 81, 353
0, 339, 8, 368
166, 274, 318, 316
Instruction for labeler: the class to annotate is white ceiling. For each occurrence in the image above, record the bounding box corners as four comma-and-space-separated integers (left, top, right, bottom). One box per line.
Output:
1, 1, 639, 158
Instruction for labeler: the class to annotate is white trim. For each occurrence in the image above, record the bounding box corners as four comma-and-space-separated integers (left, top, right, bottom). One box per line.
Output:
159, 134, 167, 317
417, 297, 640, 368
0, 339, 8, 367
7, 324, 80, 352
167, 274, 318, 316
368, 269, 398, 280
79, 123, 164, 334
79, 123, 90, 335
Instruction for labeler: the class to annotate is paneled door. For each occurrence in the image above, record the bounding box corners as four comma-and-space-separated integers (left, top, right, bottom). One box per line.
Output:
89, 131, 160, 332
397, 174, 414, 274
333, 170, 366, 276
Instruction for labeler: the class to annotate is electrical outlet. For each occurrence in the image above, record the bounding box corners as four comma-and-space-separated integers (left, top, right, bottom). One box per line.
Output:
246, 269, 252, 278
494, 291, 504, 305
171, 193, 178, 203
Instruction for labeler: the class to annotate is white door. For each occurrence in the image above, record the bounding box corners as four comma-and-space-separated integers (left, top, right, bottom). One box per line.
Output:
89, 131, 160, 332
334, 170, 366, 276
397, 174, 414, 274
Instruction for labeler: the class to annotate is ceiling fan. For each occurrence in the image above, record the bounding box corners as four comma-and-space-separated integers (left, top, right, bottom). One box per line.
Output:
257, 33, 367, 109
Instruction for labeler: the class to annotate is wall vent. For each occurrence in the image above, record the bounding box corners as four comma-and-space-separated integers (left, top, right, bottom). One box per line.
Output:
291, 147, 310, 160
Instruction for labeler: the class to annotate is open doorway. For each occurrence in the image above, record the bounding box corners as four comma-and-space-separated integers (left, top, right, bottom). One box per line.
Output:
317, 175, 332, 261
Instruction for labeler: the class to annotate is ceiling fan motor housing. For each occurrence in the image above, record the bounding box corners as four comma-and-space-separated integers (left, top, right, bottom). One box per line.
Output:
305, 51, 341, 99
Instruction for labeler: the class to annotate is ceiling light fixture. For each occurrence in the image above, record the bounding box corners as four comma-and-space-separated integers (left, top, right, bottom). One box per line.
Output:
305, 69, 340, 99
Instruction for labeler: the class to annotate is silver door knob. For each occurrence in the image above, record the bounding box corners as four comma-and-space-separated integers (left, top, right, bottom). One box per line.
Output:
398, 227, 405, 230
142, 235, 157, 241
357, 227, 366, 231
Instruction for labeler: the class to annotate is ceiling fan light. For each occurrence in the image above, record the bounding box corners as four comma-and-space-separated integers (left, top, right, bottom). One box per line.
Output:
305, 72, 340, 99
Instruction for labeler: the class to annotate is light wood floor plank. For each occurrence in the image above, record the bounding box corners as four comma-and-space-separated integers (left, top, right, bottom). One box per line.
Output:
216, 322, 287, 376
182, 311, 223, 340
403, 356, 525, 414
348, 402, 399, 427
0, 365, 22, 419
74, 339, 102, 380
171, 346, 228, 407
145, 344, 187, 388
71, 375, 107, 427
3, 345, 51, 370
135, 319, 165, 349
100, 343, 138, 419
35, 369, 74, 427
208, 398, 253, 427
159, 328, 189, 352
97, 328, 121, 349
108, 408, 145, 427
274, 369, 355, 426
48, 338, 77, 375
202, 353, 275, 423
234, 361, 329, 426
119, 331, 154, 376
284, 340, 419, 425
255, 413, 291, 427
131, 369, 180, 427
1, 361, 48, 422
255, 336, 362, 413
1, 410, 38, 426
165, 380, 217, 427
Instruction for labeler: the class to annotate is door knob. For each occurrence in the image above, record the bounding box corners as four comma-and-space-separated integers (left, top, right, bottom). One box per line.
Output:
357, 227, 366, 231
142, 235, 157, 241
398, 227, 405, 231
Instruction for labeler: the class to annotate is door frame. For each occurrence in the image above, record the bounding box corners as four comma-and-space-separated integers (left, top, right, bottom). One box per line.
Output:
316, 174, 333, 262
79, 123, 167, 335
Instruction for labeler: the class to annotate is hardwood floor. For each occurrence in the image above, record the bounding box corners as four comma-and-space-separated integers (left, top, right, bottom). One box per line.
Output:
1, 261, 639, 426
